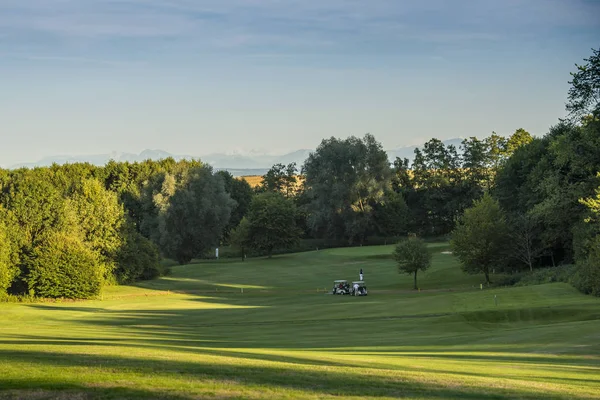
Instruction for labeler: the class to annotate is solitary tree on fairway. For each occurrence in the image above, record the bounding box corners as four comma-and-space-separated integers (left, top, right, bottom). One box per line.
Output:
451, 193, 509, 284
393, 237, 432, 290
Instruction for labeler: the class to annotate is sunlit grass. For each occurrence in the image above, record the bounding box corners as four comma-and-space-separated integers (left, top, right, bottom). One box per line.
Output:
1, 244, 599, 399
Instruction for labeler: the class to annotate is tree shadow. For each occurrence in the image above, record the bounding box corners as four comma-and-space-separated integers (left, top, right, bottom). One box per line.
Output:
0, 349, 583, 400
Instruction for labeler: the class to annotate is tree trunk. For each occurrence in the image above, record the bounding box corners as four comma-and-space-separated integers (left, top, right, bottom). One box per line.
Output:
414, 271, 418, 290
484, 269, 490, 284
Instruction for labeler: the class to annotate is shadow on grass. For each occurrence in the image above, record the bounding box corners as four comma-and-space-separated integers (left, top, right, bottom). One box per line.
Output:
0, 349, 586, 400
0, 386, 193, 400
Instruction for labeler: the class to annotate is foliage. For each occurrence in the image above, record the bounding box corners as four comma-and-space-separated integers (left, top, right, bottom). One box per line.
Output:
566, 47, 600, 119
259, 163, 298, 197
160, 166, 235, 264
373, 190, 410, 237
393, 237, 432, 289
217, 171, 254, 241
571, 243, 600, 297
505, 128, 534, 156
451, 194, 509, 283
508, 213, 543, 272
302, 133, 391, 243
511, 265, 576, 287
115, 228, 163, 283
0, 221, 17, 295
229, 217, 251, 261
1, 169, 69, 248
26, 232, 105, 299
572, 174, 600, 296
246, 192, 301, 257
65, 178, 126, 261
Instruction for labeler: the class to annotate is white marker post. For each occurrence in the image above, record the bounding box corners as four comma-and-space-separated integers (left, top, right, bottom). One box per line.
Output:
216, 247, 219, 259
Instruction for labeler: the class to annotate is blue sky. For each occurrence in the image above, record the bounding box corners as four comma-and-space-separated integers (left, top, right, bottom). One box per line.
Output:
1, 0, 599, 166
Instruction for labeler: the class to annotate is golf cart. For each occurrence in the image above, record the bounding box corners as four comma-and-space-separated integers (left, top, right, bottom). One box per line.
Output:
332, 280, 350, 295
351, 281, 368, 296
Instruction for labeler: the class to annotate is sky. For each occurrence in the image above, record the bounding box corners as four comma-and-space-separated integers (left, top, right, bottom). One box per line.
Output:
0, 0, 599, 167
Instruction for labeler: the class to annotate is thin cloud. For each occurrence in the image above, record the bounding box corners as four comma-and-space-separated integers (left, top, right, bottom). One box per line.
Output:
0, 0, 597, 55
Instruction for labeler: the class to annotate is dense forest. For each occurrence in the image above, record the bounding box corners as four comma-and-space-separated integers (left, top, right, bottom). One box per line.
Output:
1, 48, 598, 300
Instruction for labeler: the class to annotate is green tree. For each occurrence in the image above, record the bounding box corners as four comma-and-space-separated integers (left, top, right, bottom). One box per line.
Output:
115, 228, 163, 283
373, 191, 410, 238
505, 128, 533, 156
0, 220, 17, 296
260, 163, 298, 197
509, 213, 543, 272
217, 171, 254, 241
451, 194, 509, 284
572, 175, 600, 296
27, 231, 105, 299
460, 137, 488, 186
302, 133, 390, 243
160, 166, 235, 264
246, 192, 301, 258
139, 172, 177, 245
484, 132, 508, 172
1, 169, 69, 247
65, 178, 125, 261
566, 48, 600, 119
229, 217, 251, 261
393, 237, 432, 290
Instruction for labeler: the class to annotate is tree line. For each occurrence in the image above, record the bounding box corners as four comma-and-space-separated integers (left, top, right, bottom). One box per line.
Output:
0, 48, 598, 299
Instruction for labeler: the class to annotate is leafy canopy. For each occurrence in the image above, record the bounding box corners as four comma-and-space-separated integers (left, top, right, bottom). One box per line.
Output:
451, 193, 509, 283
393, 237, 431, 289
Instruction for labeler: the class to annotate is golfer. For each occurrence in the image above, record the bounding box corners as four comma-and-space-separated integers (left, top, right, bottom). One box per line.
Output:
353, 282, 359, 295
359, 268, 363, 281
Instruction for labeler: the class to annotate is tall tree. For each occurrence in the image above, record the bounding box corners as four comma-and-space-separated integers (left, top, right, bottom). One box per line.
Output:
572, 177, 600, 296
510, 213, 543, 272
260, 163, 298, 197
246, 192, 301, 258
302, 133, 390, 243
65, 178, 126, 263
229, 217, 251, 261
566, 47, 600, 119
451, 194, 509, 284
160, 166, 235, 264
216, 170, 254, 241
393, 237, 432, 289
0, 219, 16, 295
505, 128, 533, 157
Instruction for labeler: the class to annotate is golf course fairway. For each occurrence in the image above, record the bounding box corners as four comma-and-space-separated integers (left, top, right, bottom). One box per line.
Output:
1, 244, 599, 399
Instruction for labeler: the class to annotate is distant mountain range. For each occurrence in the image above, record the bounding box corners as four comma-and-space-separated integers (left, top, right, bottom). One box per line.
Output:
10, 138, 464, 176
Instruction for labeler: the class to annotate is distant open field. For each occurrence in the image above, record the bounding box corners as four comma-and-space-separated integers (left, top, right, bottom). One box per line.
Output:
239, 175, 263, 188
1, 244, 599, 399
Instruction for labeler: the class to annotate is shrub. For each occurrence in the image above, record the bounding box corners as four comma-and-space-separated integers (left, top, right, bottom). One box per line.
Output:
515, 265, 576, 287
571, 243, 600, 297
493, 273, 525, 287
115, 230, 164, 283
26, 232, 105, 299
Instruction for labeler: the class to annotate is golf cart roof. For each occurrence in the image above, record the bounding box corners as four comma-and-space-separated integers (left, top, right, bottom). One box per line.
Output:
352, 281, 365, 284
334, 280, 348, 283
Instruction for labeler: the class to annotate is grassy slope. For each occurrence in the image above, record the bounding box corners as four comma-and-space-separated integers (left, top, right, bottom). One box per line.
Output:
0, 244, 599, 399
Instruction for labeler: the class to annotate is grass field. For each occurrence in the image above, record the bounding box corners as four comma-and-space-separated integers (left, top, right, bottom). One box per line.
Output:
1, 244, 599, 399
